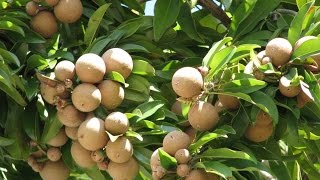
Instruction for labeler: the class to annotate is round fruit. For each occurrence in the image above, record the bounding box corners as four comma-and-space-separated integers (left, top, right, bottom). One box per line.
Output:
27, 156, 36, 167
188, 101, 219, 131
171, 100, 182, 115
108, 158, 139, 180
32, 162, 44, 172
175, 149, 191, 164
207, 173, 220, 180
47, 147, 62, 162
75, 53, 106, 83
77, 117, 108, 151
31, 11, 58, 38
65, 126, 78, 140
297, 90, 313, 108
155, 166, 167, 178
54, 60, 75, 81
97, 161, 108, 171
265, 38, 292, 67
26, 1, 39, 16
218, 94, 240, 110
255, 110, 272, 127
185, 169, 208, 180
98, 80, 124, 110
39, 160, 69, 180
102, 48, 133, 79
105, 137, 133, 163
163, 130, 190, 156
152, 172, 161, 180
91, 150, 105, 163
72, 83, 101, 112
214, 100, 225, 113
104, 112, 129, 135
57, 105, 85, 127
172, 67, 203, 98
278, 76, 301, 97
47, 128, 68, 147
150, 148, 162, 170
54, 0, 83, 23
261, 56, 272, 65
256, 50, 266, 61
70, 141, 95, 168
245, 123, 273, 143
45, 0, 59, 6
185, 127, 197, 143
40, 83, 69, 105
177, 164, 190, 177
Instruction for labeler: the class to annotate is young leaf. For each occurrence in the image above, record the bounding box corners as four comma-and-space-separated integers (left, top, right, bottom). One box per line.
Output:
132, 60, 155, 76
203, 37, 233, 67
106, 71, 128, 87
291, 38, 320, 60
133, 100, 165, 122
158, 148, 177, 170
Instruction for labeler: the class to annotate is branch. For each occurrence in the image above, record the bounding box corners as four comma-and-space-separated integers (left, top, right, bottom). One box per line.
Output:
198, 0, 231, 27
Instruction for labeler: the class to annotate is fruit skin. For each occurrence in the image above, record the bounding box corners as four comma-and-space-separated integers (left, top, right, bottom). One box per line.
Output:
175, 149, 191, 164
47, 147, 62, 162
104, 112, 129, 135
77, 117, 109, 151
188, 101, 219, 131
54, 0, 83, 23
65, 126, 78, 140
39, 160, 70, 180
71, 83, 101, 112
98, 80, 124, 110
45, 0, 59, 6
31, 11, 58, 38
207, 173, 220, 180
185, 127, 197, 143
297, 90, 313, 108
172, 67, 203, 98
54, 60, 75, 81
245, 123, 273, 143
91, 150, 105, 163
108, 158, 139, 180
278, 76, 301, 97
40, 83, 69, 105
75, 53, 106, 83
47, 128, 68, 147
185, 169, 208, 180
265, 38, 292, 67
26, 1, 39, 16
70, 141, 95, 168
150, 148, 162, 170
255, 111, 272, 127
177, 164, 190, 177
57, 105, 85, 127
294, 36, 320, 71
163, 130, 191, 156
105, 137, 133, 163
102, 48, 133, 79
218, 94, 240, 110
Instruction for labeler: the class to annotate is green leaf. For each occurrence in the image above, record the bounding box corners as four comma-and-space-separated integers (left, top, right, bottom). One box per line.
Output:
134, 147, 152, 170
121, 0, 144, 14
0, 136, 15, 146
133, 100, 165, 121
0, 48, 20, 67
223, 159, 272, 173
26, 54, 48, 72
158, 148, 177, 170
269, 161, 292, 180
195, 161, 233, 179
153, 0, 182, 41
199, 148, 256, 162
203, 37, 233, 67
41, 109, 63, 143
126, 76, 150, 95
223, 78, 267, 94
132, 60, 155, 76
124, 89, 149, 103
107, 71, 127, 87
0, 20, 25, 37
291, 38, 320, 60
23, 100, 40, 141
84, 166, 106, 180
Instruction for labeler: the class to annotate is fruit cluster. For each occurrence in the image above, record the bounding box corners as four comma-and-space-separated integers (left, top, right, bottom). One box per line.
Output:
26, 0, 83, 38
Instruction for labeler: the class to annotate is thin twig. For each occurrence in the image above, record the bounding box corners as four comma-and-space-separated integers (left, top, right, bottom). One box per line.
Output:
198, 0, 231, 27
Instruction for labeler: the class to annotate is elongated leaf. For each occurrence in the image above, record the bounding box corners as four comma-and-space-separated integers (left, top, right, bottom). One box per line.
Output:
0, 136, 14, 146
158, 148, 177, 169
124, 89, 149, 103
0, 48, 20, 67
203, 37, 233, 67
291, 38, 320, 60
23, 100, 40, 141
134, 147, 152, 170
121, 0, 144, 14
107, 71, 127, 87
0, 20, 24, 37
132, 60, 155, 76
195, 161, 233, 179
223, 78, 267, 94
199, 148, 256, 162
84, 166, 106, 180
41, 109, 63, 143
133, 100, 165, 121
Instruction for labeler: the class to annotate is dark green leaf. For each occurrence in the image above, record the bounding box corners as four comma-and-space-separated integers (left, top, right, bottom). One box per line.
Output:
0, 136, 15, 146
0, 20, 24, 37
195, 161, 233, 179
223, 78, 267, 94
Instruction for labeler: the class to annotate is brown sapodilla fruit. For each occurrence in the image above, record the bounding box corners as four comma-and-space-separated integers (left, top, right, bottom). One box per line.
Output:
207, 173, 221, 180
47, 147, 62, 162
171, 100, 183, 115
163, 130, 190, 156
185, 169, 208, 180
54, 60, 75, 81
255, 110, 272, 127
71, 83, 101, 112
54, 0, 83, 23
77, 117, 108, 151
278, 76, 301, 97
185, 127, 197, 143
102, 48, 133, 79
26, 1, 39, 16
40, 83, 69, 105
70, 141, 95, 168
105, 136, 133, 163
47, 128, 68, 147
98, 80, 124, 110
31, 11, 58, 38
45, 0, 59, 6
150, 148, 162, 170
218, 94, 240, 110
265, 38, 292, 67
172, 67, 203, 98
245, 123, 273, 143
75, 53, 106, 83
175, 149, 191, 164
188, 101, 219, 131
177, 164, 191, 177
91, 150, 105, 163
104, 112, 129, 135
297, 90, 313, 108
39, 160, 70, 180
108, 158, 139, 180
65, 126, 78, 140
57, 105, 85, 127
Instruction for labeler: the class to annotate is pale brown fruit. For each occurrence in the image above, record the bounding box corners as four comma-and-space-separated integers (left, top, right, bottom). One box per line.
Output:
31, 150, 46, 158
177, 164, 190, 177
294, 36, 320, 71
297, 90, 313, 108
27, 156, 37, 167
265, 38, 292, 67
188, 101, 219, 131
218, 94, 240, 110
278, 76, 301, 97
75, 53, 106, 83
47, 128, 68, 147
47, 147, 62, 162
163, 130, 190, 156
32, 162, 44, 172
214, 100, 225, 113
39, 160, 69, 180
152, 172, 161, 180
40, 83, 68, 105
65, 126, 78, 140
57, 105, 85, 127
70, 141, 95, 168
207, 173, 220, 180
175, 149, 191, 164
54, 0, 83, 23
104, 112, 129, 135
77, 117, 108, 151
185, 169, 208, 180
172, 67, 203, 98
171, 100, 183, 115
45, 0, 59, 6
97, 160, 108, 171
102, 48, 133, 79
91, 150, 105, 163
54, 60, 75, 81
256, 50, 266, 61
72, 83, 101, 112
197, 66, 209, 77
155, 166, 167, 178
245, 123, 273, 143
261, 56, 272, 65
150, 148, 162, 170
105, 137, 133, 163
108, 158, 139, 180
185, 127, 197, 143
98, 80, 124, 110
26, 1, 39, 16
255, 110, 272, 127
31, 11, 58, 38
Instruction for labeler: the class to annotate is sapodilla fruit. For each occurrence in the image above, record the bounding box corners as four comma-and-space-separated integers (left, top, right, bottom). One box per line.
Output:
71, 83, 101, 112
70, 141, 95, 168
75, 53, 106, 83
245, 123, 273, 143
108, 158, 139, 180
177, 164, 190, 177
265, 38, 292, 67
104, 112, 129, 135
40, 83, 69, 105
278, 76, 301, 97
47, 128, 68, 147
297, 90, 313, 108
32, 162, 44, 172
150, 148, 162, 170
26, 1, 39, 16
185, 169, 208, 180
54, 0, 83, 23
91, 150, 104, 163
102, 48, 133, 79
188, 101, 219, 131
31, 11, 58, 38
175, 149, 191, 164
171, 100, 183, 115
54, 60, 75, 81
163, 130, 190, 156
255, 110, 272, 127
294, 36, 320, 70
47, 147, 62, 162
207, 173, 220, 180
57, 105, 85, 127
172, 67, 203, 98
65, 126, 78, 140
77, 117, 108, 151
45, 0, 59, 6
98, 80, 124, 110
185, 127, 197, 143
105, 136, 133, 163
218, 94, 240, 110
39, 160, 69, 180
